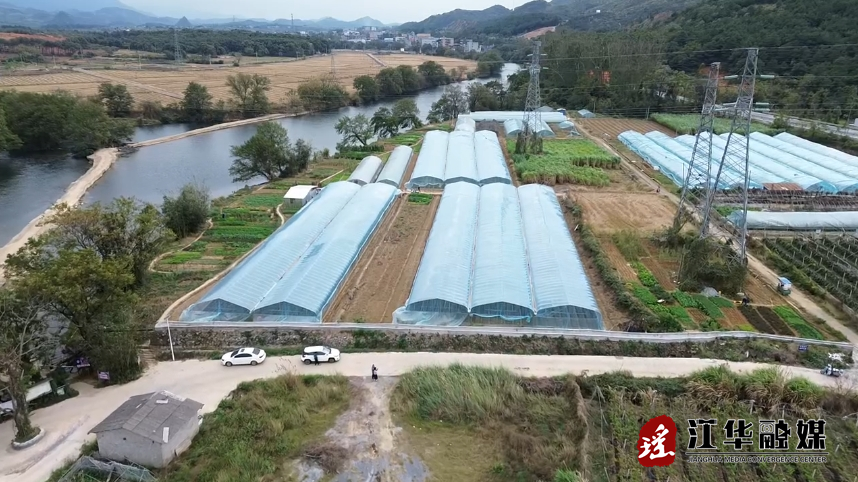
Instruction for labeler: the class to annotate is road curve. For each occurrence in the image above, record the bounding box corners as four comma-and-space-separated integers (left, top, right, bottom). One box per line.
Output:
1, 352, 851, 482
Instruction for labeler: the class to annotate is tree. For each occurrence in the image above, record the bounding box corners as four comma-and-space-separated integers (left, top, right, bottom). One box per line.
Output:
392, 99, 422, 130
139, 100, 162, 121
376, 67, 404, 97
162, 183, 211, 238
97, 83, 134, 117
229, 122, 311, 181
296, 75, 349, 111
371, 107, 398, 139
0, 106, 21, 153
181, 82, 213, 123
417, 61, 450, 87
353, 75, 380, 104
0, 290, 54, 443
63, 99, 134, 157
428, 85, 469, 123
476, 51, 504, 77
395, 65, 421, 93
335, 114, 375, 148
226, 73, 271, 116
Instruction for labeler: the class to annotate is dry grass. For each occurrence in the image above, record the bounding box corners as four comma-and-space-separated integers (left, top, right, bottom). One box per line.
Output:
0, 53, 476, 106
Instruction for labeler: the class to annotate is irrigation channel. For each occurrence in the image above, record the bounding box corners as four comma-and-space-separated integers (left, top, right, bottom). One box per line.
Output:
0, 64, 520, 246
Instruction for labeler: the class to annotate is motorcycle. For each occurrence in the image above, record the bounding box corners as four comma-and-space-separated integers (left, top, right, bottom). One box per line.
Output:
821, 366, 843, 378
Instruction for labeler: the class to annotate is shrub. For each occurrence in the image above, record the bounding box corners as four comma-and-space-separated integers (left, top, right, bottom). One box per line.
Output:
162, 183, 211, 238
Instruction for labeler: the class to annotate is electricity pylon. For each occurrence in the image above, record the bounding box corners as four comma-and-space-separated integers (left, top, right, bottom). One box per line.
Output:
173, 29, 182, 64
519, 41, 544, 154
700, 48, 759, 264
672, 62, 720, 233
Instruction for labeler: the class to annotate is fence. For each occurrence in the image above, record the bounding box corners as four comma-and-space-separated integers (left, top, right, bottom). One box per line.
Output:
58, 456, 156, 482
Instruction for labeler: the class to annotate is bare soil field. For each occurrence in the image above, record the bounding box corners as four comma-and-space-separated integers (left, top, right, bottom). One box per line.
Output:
328, 195, 440, 323
575, 118, 676, 140
570, 191, 677, 235
0, 53, 476, 106
0, 32, 64, 41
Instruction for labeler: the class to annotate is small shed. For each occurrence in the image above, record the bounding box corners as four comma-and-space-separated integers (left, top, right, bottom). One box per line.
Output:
348, 156, 383, 186
763, 182, 804, 192
283, 185, 321, 207
89, 391, 203, 468
577, 109, 596, 118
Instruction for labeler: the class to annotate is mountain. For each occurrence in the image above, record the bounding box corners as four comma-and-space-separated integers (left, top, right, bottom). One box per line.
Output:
399, 0, 704, 35
175, 16, 192, 28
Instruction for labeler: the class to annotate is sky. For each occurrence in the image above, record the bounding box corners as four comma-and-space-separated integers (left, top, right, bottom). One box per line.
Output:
123, 0, 530, 24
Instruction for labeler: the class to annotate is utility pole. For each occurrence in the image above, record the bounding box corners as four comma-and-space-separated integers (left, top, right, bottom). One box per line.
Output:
519, 40, 545, 154
173, 28, 182, 65
291, 14, 294, 31
700, 48, 759, 264
673, 62, 720, 234
330, 48, 336, 78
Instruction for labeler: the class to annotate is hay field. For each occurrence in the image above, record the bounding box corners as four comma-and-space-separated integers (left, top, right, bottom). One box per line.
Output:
0, 52, 476, 106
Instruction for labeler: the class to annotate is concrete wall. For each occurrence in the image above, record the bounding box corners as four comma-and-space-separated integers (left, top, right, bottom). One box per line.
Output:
161, 417, 200, 462
97, 430, 163, 468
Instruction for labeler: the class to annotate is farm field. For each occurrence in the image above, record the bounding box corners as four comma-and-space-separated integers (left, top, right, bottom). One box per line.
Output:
572, 191, 677, 234
0, 52, 476, 106
651, 113, 779, 135
327, 194, 440, 323
575, 117, 675, 139
509, 138, 619, 186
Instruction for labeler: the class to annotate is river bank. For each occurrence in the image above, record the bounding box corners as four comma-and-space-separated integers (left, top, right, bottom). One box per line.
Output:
128, 113, 301, 148
0, 148, 118, 284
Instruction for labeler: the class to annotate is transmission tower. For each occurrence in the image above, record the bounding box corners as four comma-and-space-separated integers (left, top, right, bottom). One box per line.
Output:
519, 41, 544, 154
330, 49, 337, 78
173, 29, 182, 64
700, 48, 759, 264
672, 62, 720, 233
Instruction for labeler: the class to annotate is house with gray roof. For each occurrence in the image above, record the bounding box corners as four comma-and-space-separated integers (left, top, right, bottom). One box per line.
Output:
89, 391, 203, 468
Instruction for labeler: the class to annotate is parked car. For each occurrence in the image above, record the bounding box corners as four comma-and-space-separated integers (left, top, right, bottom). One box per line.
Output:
301, 346, 341, 364
221, 347, 266, 367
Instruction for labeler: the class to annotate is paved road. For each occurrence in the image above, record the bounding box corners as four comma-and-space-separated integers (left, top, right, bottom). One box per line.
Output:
0, 353, 851, 482
751, 112, 858, 140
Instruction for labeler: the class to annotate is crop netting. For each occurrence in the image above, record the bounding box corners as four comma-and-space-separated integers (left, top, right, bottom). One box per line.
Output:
58, 456, 156, 482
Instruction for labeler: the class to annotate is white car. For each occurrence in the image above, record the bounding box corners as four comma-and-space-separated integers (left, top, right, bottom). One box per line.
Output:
221, 347, 266, 367
301, 346, 341, 364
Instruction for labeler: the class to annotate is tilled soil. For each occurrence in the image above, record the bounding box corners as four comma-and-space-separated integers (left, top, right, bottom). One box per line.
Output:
570, 191, 678, 234
575, 118, 676, 140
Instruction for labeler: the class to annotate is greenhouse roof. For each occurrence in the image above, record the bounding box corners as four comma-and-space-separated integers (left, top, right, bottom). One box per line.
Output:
619, 131, 714, 189
252, 183, 399, 322
407, 130, 449, 189
405, 182, 480, 313
729, 210, 858, 231
348, 156, 383, 186
377, 145, 412, 188
503, 119, 554, 138
749, 133, 858, 192
444, 130, 478, 185
646, 132, 763, 189
776, 132, 858, 169
454, 116, 476, 132
474, 130, 512, 185
466, 111, 567, 123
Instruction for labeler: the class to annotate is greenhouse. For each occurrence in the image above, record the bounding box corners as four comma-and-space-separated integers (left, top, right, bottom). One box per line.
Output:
466, 111, 567, 123
474, 130, 512, 185
470, 183, 534, 320
252, 183, 399, 322
348, 155, 383, 186
444, 130, 479, 185
406, 130, 449, 189
673, 135, 784, 186
404, 182, 480, 315
618, 131, 714, 188
708, 134, 836, 193
180, 182, 360, 321
518, 184, 603, 329
749, 133, 858, 192
729, 210, 858, 231
454, 116, 476, 132
376, 145, 413, 187
776, 132, 858, 169
502, 118, 555, 138
646, 132, 764, 189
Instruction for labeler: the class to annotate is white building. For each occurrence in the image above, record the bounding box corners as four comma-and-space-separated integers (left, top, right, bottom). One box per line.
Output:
283, 185, 321, 207
464, 40, 480, 53
438, 37, 455, 47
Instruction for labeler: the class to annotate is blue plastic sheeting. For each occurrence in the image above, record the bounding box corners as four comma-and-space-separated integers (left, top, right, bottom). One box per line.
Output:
470, 183, 533, 319
454, 116, 476, 132
377, 145, 413, 188
645, 132, 764, 189
776, 132, 858, 169
474, 130, 512, 185
405, 182, 480, 313
618, 131, 714, 188
707, 134, 836, 193
348, 156, 383, 186
749, 133, 858, 193
518, 184, 603, 329
180, 182, 360, 322
673, 135, 784, 186
729, 210, 858, 231
407, 130, 449, 189
444, 130, 479, 185
252, 183, 399, 322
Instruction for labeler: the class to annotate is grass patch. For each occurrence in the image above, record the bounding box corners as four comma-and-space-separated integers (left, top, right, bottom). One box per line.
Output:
184, 241, 208, 252
240, 194, 284, 209
510, 139, 613, 186
407, 192, 433, 204
161, 251, 203, 265
774, 306, 824, 340
692, 294, 724, 319
162, 372, 350, 482
651, 113, 779, 135
611, 230, 645, 261
383, 132, 423, 146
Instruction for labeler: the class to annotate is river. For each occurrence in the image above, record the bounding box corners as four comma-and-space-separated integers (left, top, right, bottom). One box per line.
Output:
0, 63, 519, 245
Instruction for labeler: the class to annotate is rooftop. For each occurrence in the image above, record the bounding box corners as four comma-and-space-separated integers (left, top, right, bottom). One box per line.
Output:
284, 185, 318, 200
89, 391, 203, 444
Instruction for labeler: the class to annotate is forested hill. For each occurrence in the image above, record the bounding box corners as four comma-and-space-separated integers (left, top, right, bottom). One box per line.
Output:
398, 0, 703, 36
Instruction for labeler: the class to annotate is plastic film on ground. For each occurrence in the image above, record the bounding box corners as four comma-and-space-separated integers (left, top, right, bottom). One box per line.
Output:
474, 130, 512, 185
470, 183, 534, 320
406, 130, 449, 189
775, 132, 858, 169
645, 132, 764, 189
252, 183, 399, 322
618, 131, 712, 188
404, 182, 480, 314
377, 145, 413, 188
517, 184, 603, 329
180, 182, 360, 322
729, 210, 858, 231
348, 155, 383, 186
444, 130, 478, 185
748, 133, 858, 193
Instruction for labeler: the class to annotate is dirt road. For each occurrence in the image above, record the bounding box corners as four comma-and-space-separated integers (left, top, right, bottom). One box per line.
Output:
0, 148, 118, 285
1, 353, 851, 482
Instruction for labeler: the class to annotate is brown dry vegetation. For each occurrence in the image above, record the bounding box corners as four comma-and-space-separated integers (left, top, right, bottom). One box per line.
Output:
0, 32, 64, 41
570, 191, 677, 235
575, 117, 676, 140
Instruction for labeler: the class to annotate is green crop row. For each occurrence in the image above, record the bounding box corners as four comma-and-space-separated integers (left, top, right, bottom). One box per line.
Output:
630, 284, 659, 305
773, 306, 823, 340
692, 294, 724, 319
517, 163, 611, 186
407, 193, 433, 204
162, 251, 203, 265
651, 113, 778, 136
